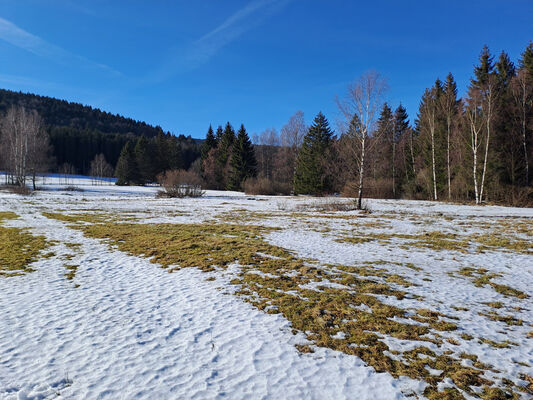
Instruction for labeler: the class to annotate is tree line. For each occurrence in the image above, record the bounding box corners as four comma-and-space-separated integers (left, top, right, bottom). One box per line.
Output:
193, 43, 531, 206
1, 43, 531, 206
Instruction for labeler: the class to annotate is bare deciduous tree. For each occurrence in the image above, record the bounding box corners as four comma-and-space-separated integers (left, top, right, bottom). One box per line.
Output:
89, 153, 113, 185
0, 106, 50, 188
336, 71, 388, 209
280, 110, 306, 184
419, 87, 439, 201
255, 128, 279, 180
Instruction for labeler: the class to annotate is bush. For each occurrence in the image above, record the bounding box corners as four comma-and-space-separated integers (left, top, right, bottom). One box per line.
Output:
157, 170, 204, 198
243, 177, 292, 195
0, 184, 33, 196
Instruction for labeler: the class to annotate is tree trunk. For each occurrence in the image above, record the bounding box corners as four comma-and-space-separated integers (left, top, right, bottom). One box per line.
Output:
357, 137, 366, 210
446, 116, 451, 200
431, 124, 438, 201
479, 94, 493, 203
392, 140, 396, 197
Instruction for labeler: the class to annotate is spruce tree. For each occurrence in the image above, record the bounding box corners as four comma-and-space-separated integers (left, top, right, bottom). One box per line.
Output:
216, 122, 236, 188
472, 45, 494, 88
115, 141, 140, 186
227, 124, 257, 191
135, 135, 155, 184
215, 125, 224, 142
293, 112, 334, 195
155, 132, 170, 175
518, 42, 533, 78
394, 104, 410, 195
441, 73, 459, 199
495, 51, 516, 87
201, 125, 217, 161
374, 103, 394, 193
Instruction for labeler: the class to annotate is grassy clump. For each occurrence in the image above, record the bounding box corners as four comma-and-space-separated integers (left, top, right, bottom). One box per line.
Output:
64, 264, 78, 280
0, 212, 50, 276
457, 267, 528, 299
337, 231, 471, 253
475, 233, 532, 255
44, 211, 524, 399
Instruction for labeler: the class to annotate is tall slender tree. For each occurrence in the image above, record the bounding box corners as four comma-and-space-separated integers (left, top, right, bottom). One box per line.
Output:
440, 73, 459, 199
466, 45, 498, 203
336, 71, 388, 208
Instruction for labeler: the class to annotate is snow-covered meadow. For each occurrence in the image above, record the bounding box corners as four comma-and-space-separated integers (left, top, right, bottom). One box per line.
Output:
0, 178, 532, 399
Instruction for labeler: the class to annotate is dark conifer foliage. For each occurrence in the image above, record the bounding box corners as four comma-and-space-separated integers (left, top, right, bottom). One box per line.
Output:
201, 125, 217, 161
134, 136, 156, 184
293, 112, 334, 195
519, 42, 533, 77
0, 89, 164, 136
115, 141, 140, 185
227, 125, 257, 191
216, 122, 236, 188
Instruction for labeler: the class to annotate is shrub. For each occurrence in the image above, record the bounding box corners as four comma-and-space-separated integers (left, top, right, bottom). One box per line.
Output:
157, 170, 204, 198
0, 184, 33, 196
243, 177, 292, 195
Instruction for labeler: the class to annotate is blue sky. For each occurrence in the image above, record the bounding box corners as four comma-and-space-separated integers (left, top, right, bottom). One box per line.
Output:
0, 1, 531, 139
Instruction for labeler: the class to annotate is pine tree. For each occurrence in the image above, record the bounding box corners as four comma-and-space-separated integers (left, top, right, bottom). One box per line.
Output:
154, 132, 170, 175
215, 125, 224, 142
393, 104, 410, 195
518, 41, 533, 78
135, 135, 155, 184
293, 112, 334, 194
472, 45, 494, 87
115, 141, 140, 185
494, 51, 519, 185
441, 73, 459, 199
201, 125, 217, 161
496, 51, 516, 87
374, 103, 394, 194
216, 122, 236, 188
227, 124, 257, 191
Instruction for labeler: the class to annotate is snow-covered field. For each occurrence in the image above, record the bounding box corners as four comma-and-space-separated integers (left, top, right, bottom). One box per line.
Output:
0, 178, 532, 399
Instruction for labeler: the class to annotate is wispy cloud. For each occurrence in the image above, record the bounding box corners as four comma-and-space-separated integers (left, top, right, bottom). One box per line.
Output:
0, 16, 120, 76
150, 0, 290, 82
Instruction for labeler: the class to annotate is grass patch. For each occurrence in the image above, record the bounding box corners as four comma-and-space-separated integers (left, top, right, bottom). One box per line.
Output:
44, 211, 524, 399
64, 264, 78, 280
0, 212, 50, 276
456, 267, 528, 299
337, 231, 471, 253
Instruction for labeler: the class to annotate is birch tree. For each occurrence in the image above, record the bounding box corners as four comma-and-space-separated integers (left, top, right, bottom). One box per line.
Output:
336, 71, 388, 209
440, 73, 459, 199
418, 87, 439, 200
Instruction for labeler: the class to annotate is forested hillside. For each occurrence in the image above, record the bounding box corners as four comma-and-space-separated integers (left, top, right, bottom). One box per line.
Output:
0, 89, 200, 174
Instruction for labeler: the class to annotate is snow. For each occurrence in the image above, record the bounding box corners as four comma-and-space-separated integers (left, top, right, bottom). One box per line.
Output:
0, 177, 532, 399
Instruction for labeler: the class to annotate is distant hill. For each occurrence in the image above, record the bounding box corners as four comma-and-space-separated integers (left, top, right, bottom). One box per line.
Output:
0, 88, 165, 138
0, 89, 201, 175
